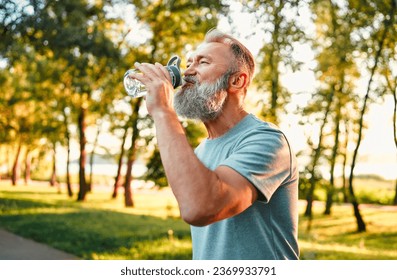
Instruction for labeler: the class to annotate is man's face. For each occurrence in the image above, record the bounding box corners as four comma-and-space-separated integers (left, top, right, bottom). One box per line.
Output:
173, 42, 232, 121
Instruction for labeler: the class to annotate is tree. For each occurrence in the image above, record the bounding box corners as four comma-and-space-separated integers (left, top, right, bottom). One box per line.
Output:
303, 0, 359, 217
346, 0, 396, 232
6, 0, 124, 200
241, 0, 306, 124
0, 50, 55, 186
374, 0, 397, 205
387, 73, 397, 205
62, 107, 73, 197
123, 99, 142, 207
111, 121, 129, 199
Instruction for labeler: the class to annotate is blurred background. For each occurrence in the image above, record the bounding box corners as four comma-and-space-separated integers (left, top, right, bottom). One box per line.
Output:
1, 0, 397, 259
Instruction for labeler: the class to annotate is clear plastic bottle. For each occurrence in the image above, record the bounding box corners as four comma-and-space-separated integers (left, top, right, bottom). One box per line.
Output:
123, 55, 182, 98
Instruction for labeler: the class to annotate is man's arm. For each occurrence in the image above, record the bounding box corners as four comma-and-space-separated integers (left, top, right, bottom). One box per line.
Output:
151, 109, 258, 226
131, 62, 257, 226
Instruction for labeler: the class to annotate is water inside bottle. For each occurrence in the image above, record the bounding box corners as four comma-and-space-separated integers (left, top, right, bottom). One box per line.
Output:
123, 69, 147, 98
123, 56, 181, 98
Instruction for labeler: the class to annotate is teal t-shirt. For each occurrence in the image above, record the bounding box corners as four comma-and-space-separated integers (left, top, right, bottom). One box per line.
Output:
192, 114, 299, 260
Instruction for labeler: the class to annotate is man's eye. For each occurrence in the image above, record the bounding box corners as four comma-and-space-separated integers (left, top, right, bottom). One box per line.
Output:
200, 61, 209, 64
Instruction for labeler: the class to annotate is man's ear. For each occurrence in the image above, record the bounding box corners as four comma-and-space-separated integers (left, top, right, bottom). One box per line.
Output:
229, 72, 248, 90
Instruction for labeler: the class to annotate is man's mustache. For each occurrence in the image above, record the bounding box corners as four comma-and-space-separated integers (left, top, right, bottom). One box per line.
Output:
183, 75, 198, 84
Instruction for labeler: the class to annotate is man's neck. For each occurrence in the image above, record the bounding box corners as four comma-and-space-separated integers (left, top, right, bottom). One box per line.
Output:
204, 105, 248, 139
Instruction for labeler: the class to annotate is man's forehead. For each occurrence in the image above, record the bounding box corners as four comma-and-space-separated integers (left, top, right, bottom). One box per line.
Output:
187, 42, 230, 60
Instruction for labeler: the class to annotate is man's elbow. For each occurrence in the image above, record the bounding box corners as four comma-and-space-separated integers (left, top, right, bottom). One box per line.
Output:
180, 207, 216, 227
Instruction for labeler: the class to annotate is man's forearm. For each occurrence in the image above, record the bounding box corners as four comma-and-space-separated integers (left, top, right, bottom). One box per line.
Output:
151, 109, 222, 224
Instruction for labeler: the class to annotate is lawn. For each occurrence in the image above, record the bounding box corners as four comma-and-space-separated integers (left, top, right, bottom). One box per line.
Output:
0, 181, 396, 260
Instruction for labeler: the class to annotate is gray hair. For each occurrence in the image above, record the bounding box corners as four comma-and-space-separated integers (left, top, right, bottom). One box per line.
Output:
204, 28, 255, 86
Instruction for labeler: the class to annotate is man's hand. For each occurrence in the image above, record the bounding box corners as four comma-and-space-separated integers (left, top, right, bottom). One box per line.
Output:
131, 62, 175, 116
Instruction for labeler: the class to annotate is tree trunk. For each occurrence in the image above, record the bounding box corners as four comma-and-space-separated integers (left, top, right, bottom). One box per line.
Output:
346, 86, 368, 232
341, 119, 350, 203
112, 125, 129, 199
11, 140, 22, 186
24, 149, 31, 185
77, 105, 88, 201
124, 156, 135, 207
305, 88, 335, 217
63, 109, 73, 197
348, 184, 366, 232
270, 52, 279, 125
50, 144, 57, 187
393, 83, 397, 204
6, 146, 11, 178
388, 70, 397, 205
65, 135, 73, 197
394, 180, 397, 205
123, 99, 142, 207
88, 122, 102, 192
347, 0, 395, 232
324, 107, 341, 215
269, 3, 284, 125
109, 27, 134, 199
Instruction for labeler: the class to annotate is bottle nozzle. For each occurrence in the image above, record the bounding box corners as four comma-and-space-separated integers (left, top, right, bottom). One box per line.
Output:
166, 55, 182, 88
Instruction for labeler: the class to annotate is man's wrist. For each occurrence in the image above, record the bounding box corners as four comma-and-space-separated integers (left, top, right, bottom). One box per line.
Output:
151, 108, 178, 123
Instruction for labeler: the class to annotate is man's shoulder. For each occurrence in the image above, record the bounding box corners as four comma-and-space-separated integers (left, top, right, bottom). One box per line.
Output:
237, 114, 287, 143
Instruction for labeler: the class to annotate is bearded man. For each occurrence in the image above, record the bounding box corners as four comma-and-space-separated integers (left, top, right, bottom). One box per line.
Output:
130, 29, 299, 260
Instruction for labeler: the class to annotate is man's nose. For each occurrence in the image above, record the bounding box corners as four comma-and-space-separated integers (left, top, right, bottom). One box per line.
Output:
183, 64, 196, 76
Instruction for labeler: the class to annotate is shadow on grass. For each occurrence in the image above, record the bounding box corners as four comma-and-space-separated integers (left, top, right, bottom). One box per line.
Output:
1, 190, 62, 196
0, 198, 192, 260
298, 208, 397, 260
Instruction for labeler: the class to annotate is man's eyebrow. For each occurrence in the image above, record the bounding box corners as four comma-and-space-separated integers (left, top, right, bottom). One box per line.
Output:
187, 54, 212, 63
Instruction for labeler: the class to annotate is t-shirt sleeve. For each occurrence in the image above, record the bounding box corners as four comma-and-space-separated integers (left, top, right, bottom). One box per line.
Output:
219, 127, 292, 203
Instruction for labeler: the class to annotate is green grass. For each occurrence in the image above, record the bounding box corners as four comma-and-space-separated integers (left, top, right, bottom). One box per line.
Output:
298, 203, 397, 259
1, 181, 396, 260
0, 182, 191, 260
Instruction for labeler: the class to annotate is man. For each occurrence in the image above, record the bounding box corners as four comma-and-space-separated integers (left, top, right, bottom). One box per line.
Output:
131, 29, 299, 260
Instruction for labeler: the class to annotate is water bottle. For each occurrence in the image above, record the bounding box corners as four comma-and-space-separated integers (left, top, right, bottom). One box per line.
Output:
123, 55, 182, 98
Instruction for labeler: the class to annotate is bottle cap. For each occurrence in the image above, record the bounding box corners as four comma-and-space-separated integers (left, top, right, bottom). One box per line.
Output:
166, 55, 182, 88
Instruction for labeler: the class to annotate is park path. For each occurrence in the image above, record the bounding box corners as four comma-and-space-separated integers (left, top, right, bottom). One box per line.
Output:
0, 228, 78, 260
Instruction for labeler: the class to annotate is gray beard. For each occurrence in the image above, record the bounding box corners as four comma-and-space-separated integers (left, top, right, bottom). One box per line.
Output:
173, 72, 230, 122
